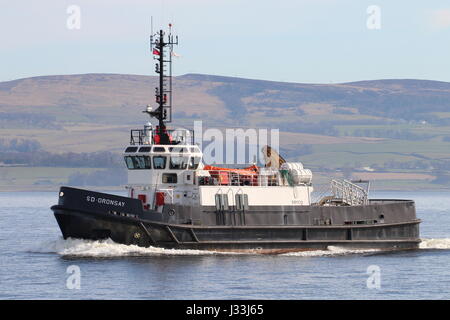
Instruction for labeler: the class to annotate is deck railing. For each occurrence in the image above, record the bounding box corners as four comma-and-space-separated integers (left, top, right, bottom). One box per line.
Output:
129, 128, 194, 145
331, 179, 368, 206
198, 169, 283, 187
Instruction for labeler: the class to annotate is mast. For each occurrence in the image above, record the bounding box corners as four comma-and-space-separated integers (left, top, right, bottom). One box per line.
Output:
145, 25, 178, 144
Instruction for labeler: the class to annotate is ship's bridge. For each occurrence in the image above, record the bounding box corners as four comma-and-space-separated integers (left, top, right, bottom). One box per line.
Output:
123, 144, 202, 173
123, 126, 202, 210
123, 125, 202, 186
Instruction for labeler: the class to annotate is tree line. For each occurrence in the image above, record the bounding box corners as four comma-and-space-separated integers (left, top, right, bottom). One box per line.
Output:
0, 138, 123, 168
0, 138, 42, 153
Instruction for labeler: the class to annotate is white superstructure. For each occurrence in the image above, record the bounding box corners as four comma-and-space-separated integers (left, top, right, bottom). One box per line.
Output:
123, 128, 313, 211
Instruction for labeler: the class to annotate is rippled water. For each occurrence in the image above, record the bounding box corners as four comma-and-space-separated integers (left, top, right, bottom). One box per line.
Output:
1, 190, 450, 299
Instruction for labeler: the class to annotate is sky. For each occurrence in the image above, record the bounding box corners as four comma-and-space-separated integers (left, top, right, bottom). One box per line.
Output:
1, 0, 450, 84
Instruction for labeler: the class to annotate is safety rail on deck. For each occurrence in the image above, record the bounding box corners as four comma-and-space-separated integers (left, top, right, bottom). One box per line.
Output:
198, 169, 286, 187
331, 179, 368, 206
129, 128, 194, 145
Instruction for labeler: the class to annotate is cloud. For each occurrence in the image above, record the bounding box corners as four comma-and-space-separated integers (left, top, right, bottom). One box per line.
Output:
429, 9, 450, 30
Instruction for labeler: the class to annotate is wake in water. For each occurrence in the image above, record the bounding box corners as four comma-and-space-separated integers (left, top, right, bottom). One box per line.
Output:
29, 237, 450, 258
419, 238, 450, 250
30, 237, 221, 257
283, 239, 450, 256
280, 246, 382, 257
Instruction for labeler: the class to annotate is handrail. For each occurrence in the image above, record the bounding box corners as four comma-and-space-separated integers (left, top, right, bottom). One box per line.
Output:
331, 179, 368, 206
129, 128, 194, 145
198, 169, 284, 187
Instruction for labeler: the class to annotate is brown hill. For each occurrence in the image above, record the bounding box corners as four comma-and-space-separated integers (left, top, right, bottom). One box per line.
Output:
1, 73, 450, 156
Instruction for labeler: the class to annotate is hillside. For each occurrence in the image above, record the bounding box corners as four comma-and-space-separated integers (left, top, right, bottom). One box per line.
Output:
1, 73, 450, 190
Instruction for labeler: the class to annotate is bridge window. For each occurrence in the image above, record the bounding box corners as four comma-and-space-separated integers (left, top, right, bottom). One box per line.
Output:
153, 156, 167, 169
125, 146, 138, 153
124, 156, 134, 169
162, 173, 177, 183
188, 157, 201, 169
170, 156, 189, 169
153, 146, 166, 152
138, 146, 151, 152
124, 156, 151, 169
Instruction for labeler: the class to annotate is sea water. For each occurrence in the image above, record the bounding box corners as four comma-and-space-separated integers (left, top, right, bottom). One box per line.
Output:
0, 190, 449, 299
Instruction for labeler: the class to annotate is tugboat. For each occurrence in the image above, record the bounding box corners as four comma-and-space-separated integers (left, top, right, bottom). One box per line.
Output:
51, 26, 421, 253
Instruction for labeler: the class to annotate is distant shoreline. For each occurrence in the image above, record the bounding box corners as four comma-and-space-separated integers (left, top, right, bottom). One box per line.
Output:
1, 185, 448, 193
0, 186, 124, 193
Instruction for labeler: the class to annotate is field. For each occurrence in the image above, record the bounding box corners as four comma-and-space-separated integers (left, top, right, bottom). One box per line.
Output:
2, 73, 450, 191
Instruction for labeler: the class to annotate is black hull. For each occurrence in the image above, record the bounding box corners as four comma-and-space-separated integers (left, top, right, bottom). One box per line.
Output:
52, 187, 421, 253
